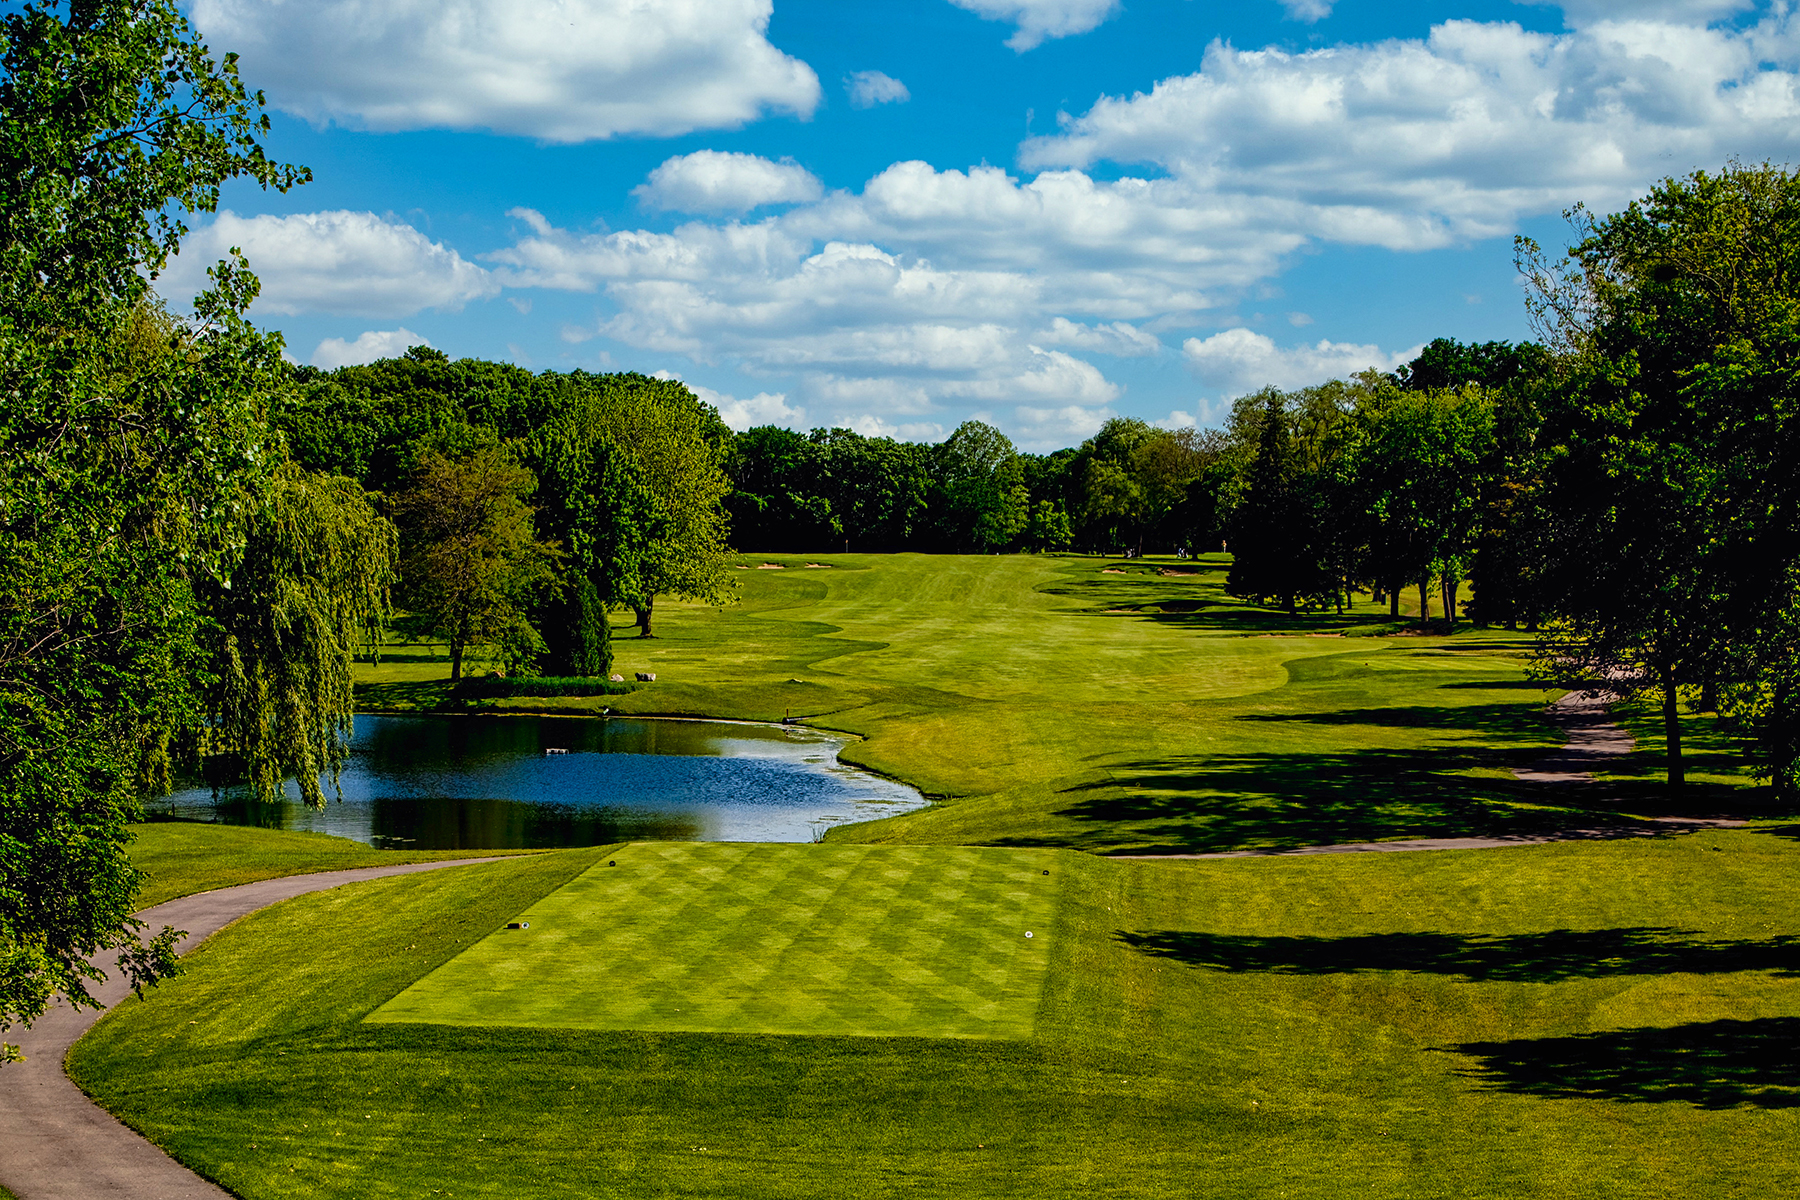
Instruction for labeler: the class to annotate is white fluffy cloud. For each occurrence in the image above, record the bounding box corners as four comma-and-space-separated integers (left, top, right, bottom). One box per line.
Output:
945, 0, 1121, 51
684, 381, 809, 431
846, 71, 911, 108
188, 0, 820, 141
1182, 328, 1416, 394
1023, 10, 1800, 246
1528, 0, 1757, 25
162, 211, 497, 317
489, 201, 1148, 419
1009, 403, 1115, 450
1036, 317, 1162, 356
1280, 0, 1334, 21
634, 152, 824, 214
311, 328, 432, 369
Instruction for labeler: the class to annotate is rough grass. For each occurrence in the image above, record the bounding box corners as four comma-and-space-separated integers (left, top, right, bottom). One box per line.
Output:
128, 823, 532, 908
72, 829, 1800, 1199
370, 843, 1058, 1039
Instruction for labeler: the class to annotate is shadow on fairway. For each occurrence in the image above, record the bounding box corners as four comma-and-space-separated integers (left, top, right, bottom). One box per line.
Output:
1114, 926, 1800, 982
1236, 701, 1553, 737
1014, 746, 1607, 853
1451, 1019, 1800, 1109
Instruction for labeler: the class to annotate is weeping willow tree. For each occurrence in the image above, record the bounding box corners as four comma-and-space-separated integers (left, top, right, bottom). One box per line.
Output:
199, 468, 397, 806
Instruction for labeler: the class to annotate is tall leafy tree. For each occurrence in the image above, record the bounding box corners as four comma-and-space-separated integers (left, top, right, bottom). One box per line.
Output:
573, 376, 735, 637
524, 420, 658, 674
395, 447, 558, 682
931, 420, 1027, 552
1354, 386, 1493, 627
0, 0, 311, 1060
202, 468, 397, 805
1228, 391, 1308, 611
1521, 163, 1800, 790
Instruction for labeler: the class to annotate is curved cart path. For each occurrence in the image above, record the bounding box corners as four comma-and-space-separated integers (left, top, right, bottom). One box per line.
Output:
0, 857, 507, 1200
1119, 689, 1743, 860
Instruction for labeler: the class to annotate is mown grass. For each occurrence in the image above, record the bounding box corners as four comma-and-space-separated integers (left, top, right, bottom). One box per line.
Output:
73, 829, 1800, 1199
360, 553, 1769, 853
128, 823, 532, 908
372, 843, 1059, 1039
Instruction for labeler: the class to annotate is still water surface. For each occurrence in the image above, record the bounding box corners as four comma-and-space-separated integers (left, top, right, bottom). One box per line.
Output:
158, 715, 926, 848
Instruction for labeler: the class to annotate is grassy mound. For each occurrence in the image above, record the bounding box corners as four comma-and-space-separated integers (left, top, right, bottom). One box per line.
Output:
371, 843, 1059, 1039
71, 831, 1800, 1199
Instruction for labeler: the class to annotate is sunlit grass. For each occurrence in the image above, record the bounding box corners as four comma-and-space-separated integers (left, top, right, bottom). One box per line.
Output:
371, 843, 1059, 1039
354, 554, 1764, 854
73, 829, 1800, 1199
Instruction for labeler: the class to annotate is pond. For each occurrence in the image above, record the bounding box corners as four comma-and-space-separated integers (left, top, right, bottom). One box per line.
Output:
154, 715, 927, 848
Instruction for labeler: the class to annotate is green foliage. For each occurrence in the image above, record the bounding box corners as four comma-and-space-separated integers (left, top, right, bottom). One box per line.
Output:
1520, 162, 1800, 789
573, 377, 736, 635
727, 424, 931, 552
1355, 384, 1496, 625
202, 468, 397, 806
394, 447, 558, 682
0, 0, 314, 1054
0, 0, 308, 332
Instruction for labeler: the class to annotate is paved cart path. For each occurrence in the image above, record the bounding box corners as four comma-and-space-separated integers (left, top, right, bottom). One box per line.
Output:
1118, 690, 1743, 860
0, 857, 507, 1200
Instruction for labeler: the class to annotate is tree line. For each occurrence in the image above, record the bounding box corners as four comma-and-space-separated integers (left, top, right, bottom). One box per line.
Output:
279, 353, 736, 678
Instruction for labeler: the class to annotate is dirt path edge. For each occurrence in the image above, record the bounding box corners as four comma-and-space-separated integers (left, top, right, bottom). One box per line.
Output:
0, 857, 509, 1200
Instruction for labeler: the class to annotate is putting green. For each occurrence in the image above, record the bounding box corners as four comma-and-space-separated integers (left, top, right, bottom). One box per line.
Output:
368, 842, 1061, 1039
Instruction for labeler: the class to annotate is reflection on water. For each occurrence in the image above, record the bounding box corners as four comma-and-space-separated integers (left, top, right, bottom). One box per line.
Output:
154, 715, 926, 848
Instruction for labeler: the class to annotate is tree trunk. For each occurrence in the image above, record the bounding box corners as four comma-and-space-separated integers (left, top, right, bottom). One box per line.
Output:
1418, 578, 1430, 630
1699, 678, 1718, 712
1389, 584, 1400, 619
449, 636, 465, 683
1662, 669, 1685, 788
1442, 574, 1457, 629
635, 599, 655, 638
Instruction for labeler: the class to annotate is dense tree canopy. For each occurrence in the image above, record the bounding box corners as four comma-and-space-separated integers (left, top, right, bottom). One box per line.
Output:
395, 447, 557, 682
0, 0, 324, 1059
1521, 162, 1800, 793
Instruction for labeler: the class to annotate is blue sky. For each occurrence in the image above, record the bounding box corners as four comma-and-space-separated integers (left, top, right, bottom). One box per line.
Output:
165, 0, 1800, 449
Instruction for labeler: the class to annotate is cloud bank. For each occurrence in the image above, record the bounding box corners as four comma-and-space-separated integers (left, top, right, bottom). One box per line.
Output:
162, 210, 497, 317
189, 0, 821, 141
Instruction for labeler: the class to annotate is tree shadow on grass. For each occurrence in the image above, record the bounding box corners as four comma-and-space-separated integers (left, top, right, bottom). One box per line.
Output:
1115, 927, 1800, 983
1451, 1019, 1800, 1109
1237, 702, 1553, 739
1004, 747, 1609, 854
355, 679, 455, 712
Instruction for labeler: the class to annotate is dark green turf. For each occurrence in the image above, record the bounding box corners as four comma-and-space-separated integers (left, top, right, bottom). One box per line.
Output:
370, 843, 1059, 1039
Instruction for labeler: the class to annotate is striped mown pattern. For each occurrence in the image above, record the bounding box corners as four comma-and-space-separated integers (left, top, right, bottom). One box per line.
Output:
368, 842, 1060, 1039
